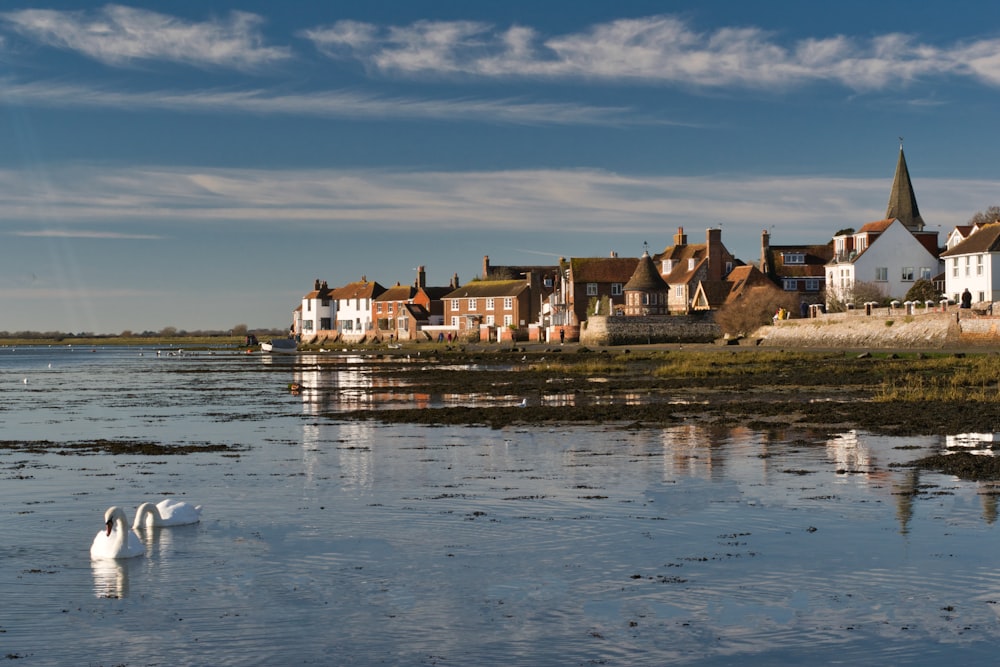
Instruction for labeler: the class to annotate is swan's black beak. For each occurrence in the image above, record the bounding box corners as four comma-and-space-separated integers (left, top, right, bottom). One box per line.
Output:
105, 519, 113, 536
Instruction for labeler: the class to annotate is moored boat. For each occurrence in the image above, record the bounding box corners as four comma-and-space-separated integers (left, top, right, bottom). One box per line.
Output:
260, 339, 298, 354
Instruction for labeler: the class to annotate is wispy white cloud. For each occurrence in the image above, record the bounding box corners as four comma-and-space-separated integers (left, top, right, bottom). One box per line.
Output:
303, 15, 1000, 91
0, 164, 990, 258
0, 78, 653, 126
10, 229, 162, 240
1, 5, 289, 69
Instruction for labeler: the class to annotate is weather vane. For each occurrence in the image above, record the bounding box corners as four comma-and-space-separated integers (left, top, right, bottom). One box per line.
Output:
899, 136, 904, 149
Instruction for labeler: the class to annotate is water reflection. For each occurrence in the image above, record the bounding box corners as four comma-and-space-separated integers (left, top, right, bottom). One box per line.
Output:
91, 559, 131, 599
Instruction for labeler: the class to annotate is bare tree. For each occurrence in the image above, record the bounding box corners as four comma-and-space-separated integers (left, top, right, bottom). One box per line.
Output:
714, 286, 799, 338
968, 206, 1000, 226
826, 280, 888, 312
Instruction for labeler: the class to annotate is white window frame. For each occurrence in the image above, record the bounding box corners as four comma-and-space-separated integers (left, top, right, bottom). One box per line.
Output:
503, 297, 513, 310
586, 283, 598, 296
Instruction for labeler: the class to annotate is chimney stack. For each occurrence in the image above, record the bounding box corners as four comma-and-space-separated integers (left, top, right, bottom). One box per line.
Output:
706, 228, 723, 281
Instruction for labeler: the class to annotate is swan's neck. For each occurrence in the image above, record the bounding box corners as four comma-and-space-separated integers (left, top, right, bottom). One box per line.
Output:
133, 502, 163, 529
111, 515, 130, 551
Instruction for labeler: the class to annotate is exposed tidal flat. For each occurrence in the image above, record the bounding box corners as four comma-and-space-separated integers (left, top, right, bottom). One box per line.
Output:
5, 345, 1000, 665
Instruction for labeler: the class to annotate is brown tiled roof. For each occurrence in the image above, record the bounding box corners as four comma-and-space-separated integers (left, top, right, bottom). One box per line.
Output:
330, 280, 385, 300
857, 219, 894, 234
941, 223, 1000, 256
767, 243, 833, 278
444, 280, 528, 298
374, 285, 416, 302
624, 253, 668, 291
570, 257, 640, 282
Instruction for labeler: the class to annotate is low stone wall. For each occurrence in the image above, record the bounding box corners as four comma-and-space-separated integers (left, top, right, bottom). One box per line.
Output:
581, 314, 720, 346
755, 309, 972, 348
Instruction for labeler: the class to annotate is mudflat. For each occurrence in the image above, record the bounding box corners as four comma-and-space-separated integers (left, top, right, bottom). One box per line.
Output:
329, 344, 1000, 479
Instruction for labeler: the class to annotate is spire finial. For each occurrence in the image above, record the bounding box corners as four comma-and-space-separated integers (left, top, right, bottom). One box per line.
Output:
899, 136, 904, 150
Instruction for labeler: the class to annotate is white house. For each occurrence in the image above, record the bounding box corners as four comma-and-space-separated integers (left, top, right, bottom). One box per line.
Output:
940, 223, 1000, 304
825, 146, 942, 307
825, 219, 941, 304
298, 279, 334, 338
330, 277, 386, 340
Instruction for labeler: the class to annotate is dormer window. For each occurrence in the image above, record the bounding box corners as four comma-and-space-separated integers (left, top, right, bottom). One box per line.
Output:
662, 259, 673, 273
782, 253, 805, 265
688, 258, 696, 270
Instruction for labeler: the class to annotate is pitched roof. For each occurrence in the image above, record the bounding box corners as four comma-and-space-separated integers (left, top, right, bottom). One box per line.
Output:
624, 252, 668, 291
857, 219, 895, 234
569, 257, 640, 282
765, 243, 833, 278
886, 147, 926, 232
941, 223, 1000, 256
330, 280, 385, 300
444, 280, 528, 298
374, 284, 416, 302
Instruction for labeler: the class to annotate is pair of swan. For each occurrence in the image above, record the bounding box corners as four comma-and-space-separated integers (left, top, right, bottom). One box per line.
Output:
90, 499, 202, 560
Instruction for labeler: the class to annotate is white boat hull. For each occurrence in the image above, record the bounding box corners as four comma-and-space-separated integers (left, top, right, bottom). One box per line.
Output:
261, 339, 298, 354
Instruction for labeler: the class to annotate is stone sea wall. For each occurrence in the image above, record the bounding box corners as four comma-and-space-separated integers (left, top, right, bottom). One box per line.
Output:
581, 314, 721, 346
755, 309, 980, 348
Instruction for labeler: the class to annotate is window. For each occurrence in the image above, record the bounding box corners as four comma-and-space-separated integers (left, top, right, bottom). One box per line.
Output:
978, 255, 984, 276
953, 258, 959, 277
504, 297, 513, 309
674, 285, 684, 297
783, 279, 798, 291
486, 298, 494, 310
980, 292, 986, 302
783, 253, 805, 264
920, 267, 932, 280
611, 283, 622, 296
901, 267, 914, 281
543, 277, 553, 288
468, 298, 477, 310
486, 315, 495, 326
450, 316, 458, 327
451, 299, 459, 311
503, 314, 513, 327
586, 283, 598, 296
805, 278, 821, 291
875, 267, 888, 282
688, 258, 696, 270
966, 256, 971, 276
376, 303, 383, 314
662, 259, 673, 272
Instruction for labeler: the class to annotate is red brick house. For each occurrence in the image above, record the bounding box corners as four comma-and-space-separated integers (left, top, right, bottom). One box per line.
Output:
443, 279, 531, 341
562, 254, 640, 324
653, 227, 736, 313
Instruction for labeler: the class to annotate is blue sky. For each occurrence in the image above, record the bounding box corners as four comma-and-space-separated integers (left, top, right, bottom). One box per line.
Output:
5, 1, 1000, 333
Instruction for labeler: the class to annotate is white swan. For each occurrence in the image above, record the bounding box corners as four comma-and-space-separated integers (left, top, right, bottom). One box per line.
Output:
90, 506, 145, 560
133, 498, 202, 529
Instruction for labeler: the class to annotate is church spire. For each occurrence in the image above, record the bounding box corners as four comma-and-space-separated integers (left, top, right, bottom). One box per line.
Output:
885, 141, 925, 232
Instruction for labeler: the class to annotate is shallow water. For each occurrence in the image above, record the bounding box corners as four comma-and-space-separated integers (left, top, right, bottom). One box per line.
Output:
2, 346, 1000, 665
